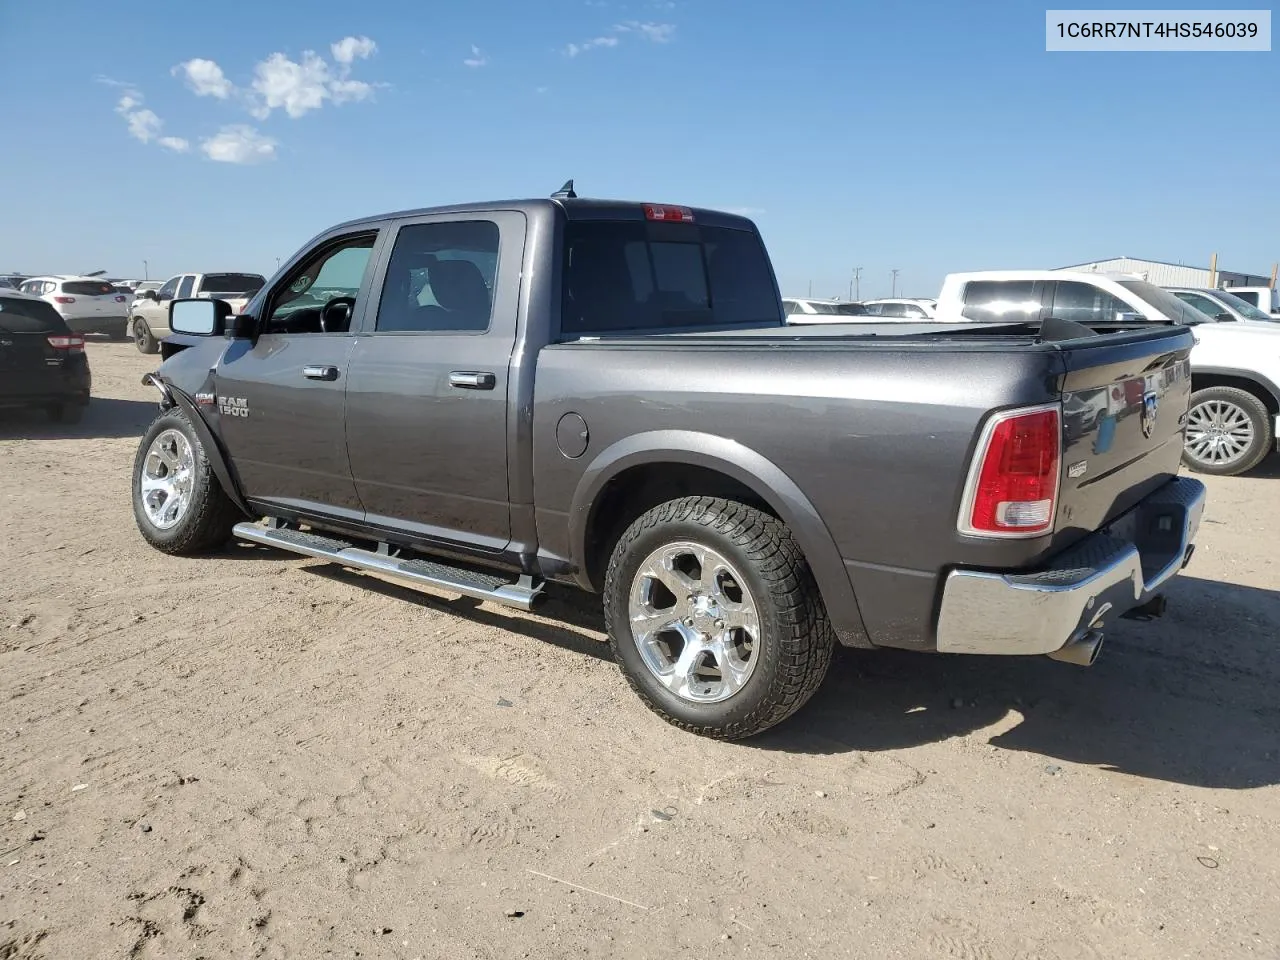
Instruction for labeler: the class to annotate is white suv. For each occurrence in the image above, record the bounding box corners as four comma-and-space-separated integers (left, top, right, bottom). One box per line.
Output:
18, 275, 130, 338
936, 270, 1280, 477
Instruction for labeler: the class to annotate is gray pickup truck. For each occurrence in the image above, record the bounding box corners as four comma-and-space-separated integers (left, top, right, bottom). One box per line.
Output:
130, 187, 1206, 738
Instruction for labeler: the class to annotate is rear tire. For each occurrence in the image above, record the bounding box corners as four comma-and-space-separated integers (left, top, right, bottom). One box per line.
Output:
603, 496, 834, 740
1182, 386, 1273, 477
133, 410, 243, 554
132, 318, 159, 354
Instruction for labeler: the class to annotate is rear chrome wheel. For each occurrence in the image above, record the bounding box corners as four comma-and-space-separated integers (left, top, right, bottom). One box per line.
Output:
1181, 386, 1273, 477
604, 497, 834, 740
629, 541, 761, 704
140, 428, 195, 529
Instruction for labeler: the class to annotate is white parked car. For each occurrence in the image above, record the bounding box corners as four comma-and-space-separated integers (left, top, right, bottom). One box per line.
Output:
861, 298, 937, 319
782, 298, 875, 323
128, 272, 265, 353
1218, 286, 1280, 317
1166, 287, 1280, 324
935, 270, 1280, 476
17, 275, 130, 337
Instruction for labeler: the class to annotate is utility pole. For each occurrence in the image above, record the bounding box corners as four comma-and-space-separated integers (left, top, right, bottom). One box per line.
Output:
143, 259, 148, 280
891, 269, 900, 297
808, 279, 812, 297
853, 266, 862, 301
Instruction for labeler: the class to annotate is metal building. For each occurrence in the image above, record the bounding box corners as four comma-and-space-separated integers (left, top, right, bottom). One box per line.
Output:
1056, 256, 1274, 289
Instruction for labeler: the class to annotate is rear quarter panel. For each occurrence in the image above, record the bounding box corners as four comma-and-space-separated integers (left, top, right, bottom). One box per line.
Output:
532, 339, 1065, 649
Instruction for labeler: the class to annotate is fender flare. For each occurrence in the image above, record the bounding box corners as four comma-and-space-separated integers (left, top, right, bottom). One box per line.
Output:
567, 429, 870, 645
143, 373, 252, 516
1191, 366, 1280, 408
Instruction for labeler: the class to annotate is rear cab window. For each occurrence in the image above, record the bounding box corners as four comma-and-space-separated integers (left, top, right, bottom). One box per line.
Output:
200, 273, 265, 296
0, 295, 70, 333
960, 281, 1042, 323
560, 217, 781, 336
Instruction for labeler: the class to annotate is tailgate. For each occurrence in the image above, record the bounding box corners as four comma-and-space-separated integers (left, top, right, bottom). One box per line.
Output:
1055, 327, 1194, 538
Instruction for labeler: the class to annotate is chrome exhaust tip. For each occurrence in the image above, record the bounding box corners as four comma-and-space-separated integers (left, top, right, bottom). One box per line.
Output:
1047, 629, 1104, 667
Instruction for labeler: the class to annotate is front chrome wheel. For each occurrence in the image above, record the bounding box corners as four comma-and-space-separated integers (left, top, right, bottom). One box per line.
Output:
628, 541, 760, 704
1185, 399, 1255, 468
140, 428, 195, 529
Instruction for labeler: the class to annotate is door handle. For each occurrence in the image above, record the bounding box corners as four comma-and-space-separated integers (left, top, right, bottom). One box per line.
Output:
303, 365, 339, 381
449, 371, 496, 390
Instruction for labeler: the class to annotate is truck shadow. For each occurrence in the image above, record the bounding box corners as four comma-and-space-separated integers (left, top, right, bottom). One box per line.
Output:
757, 575, 1280, 790
0, 398, 156, 440
304, 565, 613, 664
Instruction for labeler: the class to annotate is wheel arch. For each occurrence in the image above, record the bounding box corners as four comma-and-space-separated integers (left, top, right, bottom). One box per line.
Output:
147, 378, 252, 516
568, 430, 870, 646
1191, 367, 1280, 415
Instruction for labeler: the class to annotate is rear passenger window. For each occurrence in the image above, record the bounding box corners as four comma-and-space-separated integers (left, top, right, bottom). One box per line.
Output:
1049, 281, 1134, 324
177, 276, 195, 299
961, 281, 1040, 323
375, 221, 499, 333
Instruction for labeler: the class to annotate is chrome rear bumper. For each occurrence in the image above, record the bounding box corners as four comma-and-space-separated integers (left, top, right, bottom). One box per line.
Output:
935, 477, 1206, 656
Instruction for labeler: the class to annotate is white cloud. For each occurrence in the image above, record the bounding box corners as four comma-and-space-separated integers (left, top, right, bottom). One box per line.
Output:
175, 58, 234, 99
201, 125, 277, 164
250, 51, 332, 118
566, 35, 620, 56
247, 40, 381, 118
158, 136, 191, 153
463, 44, 489, 68
615, 20, 676, 42
331, 35, 377, 66
94, 74, 137, 89
115, 94, 162, 143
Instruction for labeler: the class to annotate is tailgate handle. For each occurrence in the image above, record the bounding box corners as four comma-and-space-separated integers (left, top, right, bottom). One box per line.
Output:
303, 365, 339, 381
449, 371, 496, 390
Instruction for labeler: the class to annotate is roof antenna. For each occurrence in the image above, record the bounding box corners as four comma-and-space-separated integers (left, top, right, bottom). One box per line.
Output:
551, 179, 577, 199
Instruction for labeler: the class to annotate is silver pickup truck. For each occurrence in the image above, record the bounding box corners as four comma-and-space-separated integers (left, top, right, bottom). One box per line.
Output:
129, 188, 1205, 739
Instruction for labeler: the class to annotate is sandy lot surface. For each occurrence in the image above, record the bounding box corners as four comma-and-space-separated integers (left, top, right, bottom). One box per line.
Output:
2, 342, 1278, 960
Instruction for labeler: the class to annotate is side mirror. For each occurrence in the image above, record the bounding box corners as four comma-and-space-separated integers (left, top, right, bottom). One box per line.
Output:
229, 313, 257, 339
170, 297, 231, 336
143, 289, 158, 301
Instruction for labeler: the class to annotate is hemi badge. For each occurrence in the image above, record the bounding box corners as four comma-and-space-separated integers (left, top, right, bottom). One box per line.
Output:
194, 392, 216, 405
1068, 460, 1088, 479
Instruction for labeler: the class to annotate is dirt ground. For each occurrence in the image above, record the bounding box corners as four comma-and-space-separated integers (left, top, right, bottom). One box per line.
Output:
2, 342, 1278, 960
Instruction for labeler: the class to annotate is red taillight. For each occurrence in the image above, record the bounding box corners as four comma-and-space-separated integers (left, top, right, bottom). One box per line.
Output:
54, 296, 76, 304
961, 405, 1061, 536
643, 203, 694, 223
47, 334, 85, 353
114, 295, 127, 302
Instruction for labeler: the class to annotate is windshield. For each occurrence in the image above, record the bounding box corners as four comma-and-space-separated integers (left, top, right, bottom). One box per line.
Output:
1216, 290, 1278, 321
802, 301, 841, 315
200, 273, 265, 295
1115, 281, 1210, 325
835, 302, 868, 315
62, 280, 115, 297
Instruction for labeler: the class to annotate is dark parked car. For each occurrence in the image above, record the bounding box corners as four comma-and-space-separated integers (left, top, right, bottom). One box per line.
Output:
0, 290, 91, 423
129, 189, 1205, 739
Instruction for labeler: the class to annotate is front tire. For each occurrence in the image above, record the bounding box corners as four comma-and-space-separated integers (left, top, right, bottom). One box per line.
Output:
132, 318, 159, 354
133, 410, 243, 554
1182, 386, 1273, 476
603, 497, 834, 740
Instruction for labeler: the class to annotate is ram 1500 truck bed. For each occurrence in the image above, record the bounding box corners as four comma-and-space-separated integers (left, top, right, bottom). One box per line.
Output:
132, 190, 1205, 738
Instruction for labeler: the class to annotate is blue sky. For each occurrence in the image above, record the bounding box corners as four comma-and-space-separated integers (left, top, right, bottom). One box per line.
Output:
0, 0, 1276, 299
